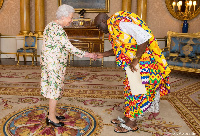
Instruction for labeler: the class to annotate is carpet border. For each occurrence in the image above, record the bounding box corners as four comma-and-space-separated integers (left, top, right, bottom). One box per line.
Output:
166, 81, 200, 135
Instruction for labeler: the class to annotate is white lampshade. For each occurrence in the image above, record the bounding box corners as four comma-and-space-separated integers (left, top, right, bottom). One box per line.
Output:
189, 1, 192, 6
172, 1, 176, 6
179, 1, 182, 6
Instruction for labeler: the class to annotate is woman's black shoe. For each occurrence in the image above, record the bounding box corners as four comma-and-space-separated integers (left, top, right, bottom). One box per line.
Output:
46, 118, 64, 127
47, 112, 65, 120
56, 116, 65, 120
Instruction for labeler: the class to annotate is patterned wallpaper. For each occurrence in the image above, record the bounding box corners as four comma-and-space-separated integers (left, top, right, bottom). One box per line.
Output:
0, 0, 199, 37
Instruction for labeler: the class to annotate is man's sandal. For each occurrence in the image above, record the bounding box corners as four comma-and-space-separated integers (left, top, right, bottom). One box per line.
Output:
111, 116, 125, 124
114, 123, 139, 133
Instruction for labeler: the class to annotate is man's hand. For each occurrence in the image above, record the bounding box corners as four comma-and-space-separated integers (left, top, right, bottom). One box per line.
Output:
129, 41, 148, 72
95, 49, 115, 59
129, 58, 139, 72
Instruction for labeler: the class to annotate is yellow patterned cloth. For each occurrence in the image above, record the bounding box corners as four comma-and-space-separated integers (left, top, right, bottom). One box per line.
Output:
108, 11, 170, 78
107, 11, 171, 118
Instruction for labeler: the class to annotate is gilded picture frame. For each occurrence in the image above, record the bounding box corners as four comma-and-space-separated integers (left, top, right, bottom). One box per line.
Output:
58, 0, 109, 13
0, 0, 3, 9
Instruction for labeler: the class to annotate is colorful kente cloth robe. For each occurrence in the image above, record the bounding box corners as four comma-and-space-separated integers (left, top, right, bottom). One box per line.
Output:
107, 11, 171, 118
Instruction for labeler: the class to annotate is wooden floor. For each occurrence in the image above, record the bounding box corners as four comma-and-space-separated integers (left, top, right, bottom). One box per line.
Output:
0, 58, 118, 68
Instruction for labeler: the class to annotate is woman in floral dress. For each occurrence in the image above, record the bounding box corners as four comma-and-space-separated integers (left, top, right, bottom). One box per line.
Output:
40, 4, 96, 127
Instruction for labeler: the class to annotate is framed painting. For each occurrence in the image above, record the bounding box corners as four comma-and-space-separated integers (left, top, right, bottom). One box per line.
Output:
58, 0, 109, 13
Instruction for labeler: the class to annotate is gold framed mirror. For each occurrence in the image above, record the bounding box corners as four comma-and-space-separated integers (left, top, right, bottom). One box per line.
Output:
165, 0, 200, 20
0, 0, 3, 9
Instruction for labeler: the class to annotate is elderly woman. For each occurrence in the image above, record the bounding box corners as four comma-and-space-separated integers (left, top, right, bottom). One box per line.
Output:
40, 4, 96, 127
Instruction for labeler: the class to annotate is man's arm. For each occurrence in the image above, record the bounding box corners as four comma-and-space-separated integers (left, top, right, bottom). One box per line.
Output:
119, 22, 151, 72
130, 41, 148, 72
96, 49, 114, 58
136, 41, 148, 58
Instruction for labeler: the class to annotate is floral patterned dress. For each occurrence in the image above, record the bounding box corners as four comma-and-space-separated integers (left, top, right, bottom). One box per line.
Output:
40, 22, 85, 100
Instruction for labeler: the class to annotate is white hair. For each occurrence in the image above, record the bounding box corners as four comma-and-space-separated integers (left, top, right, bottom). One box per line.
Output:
56, 4, 75, 19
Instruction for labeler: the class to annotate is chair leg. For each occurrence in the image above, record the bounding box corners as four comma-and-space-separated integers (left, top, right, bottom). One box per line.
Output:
17, 53, 19, 65
72, 54, 74, 62
32, 56, 34, 66
89, 48, 92, 67
68, 53, 71, 66
101, 58, 104, 67
35, 55, 37, 65
23, 55, 26, 65
90, 58, 92, 67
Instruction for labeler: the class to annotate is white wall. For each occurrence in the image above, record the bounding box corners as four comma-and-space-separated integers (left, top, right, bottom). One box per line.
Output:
0, 35, 43, 61
0, 36, 17, 58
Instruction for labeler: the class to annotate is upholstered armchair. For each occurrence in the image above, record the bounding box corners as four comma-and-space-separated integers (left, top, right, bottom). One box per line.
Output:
16, 32, 38, 65
163, 31, 200, 73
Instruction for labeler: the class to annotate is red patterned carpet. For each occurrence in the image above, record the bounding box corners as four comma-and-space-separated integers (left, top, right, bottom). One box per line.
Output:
0, 65, 199, 136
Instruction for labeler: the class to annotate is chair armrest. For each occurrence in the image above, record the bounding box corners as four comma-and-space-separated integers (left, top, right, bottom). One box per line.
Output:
161, 47, 170, 58
161, 47, 169, 52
